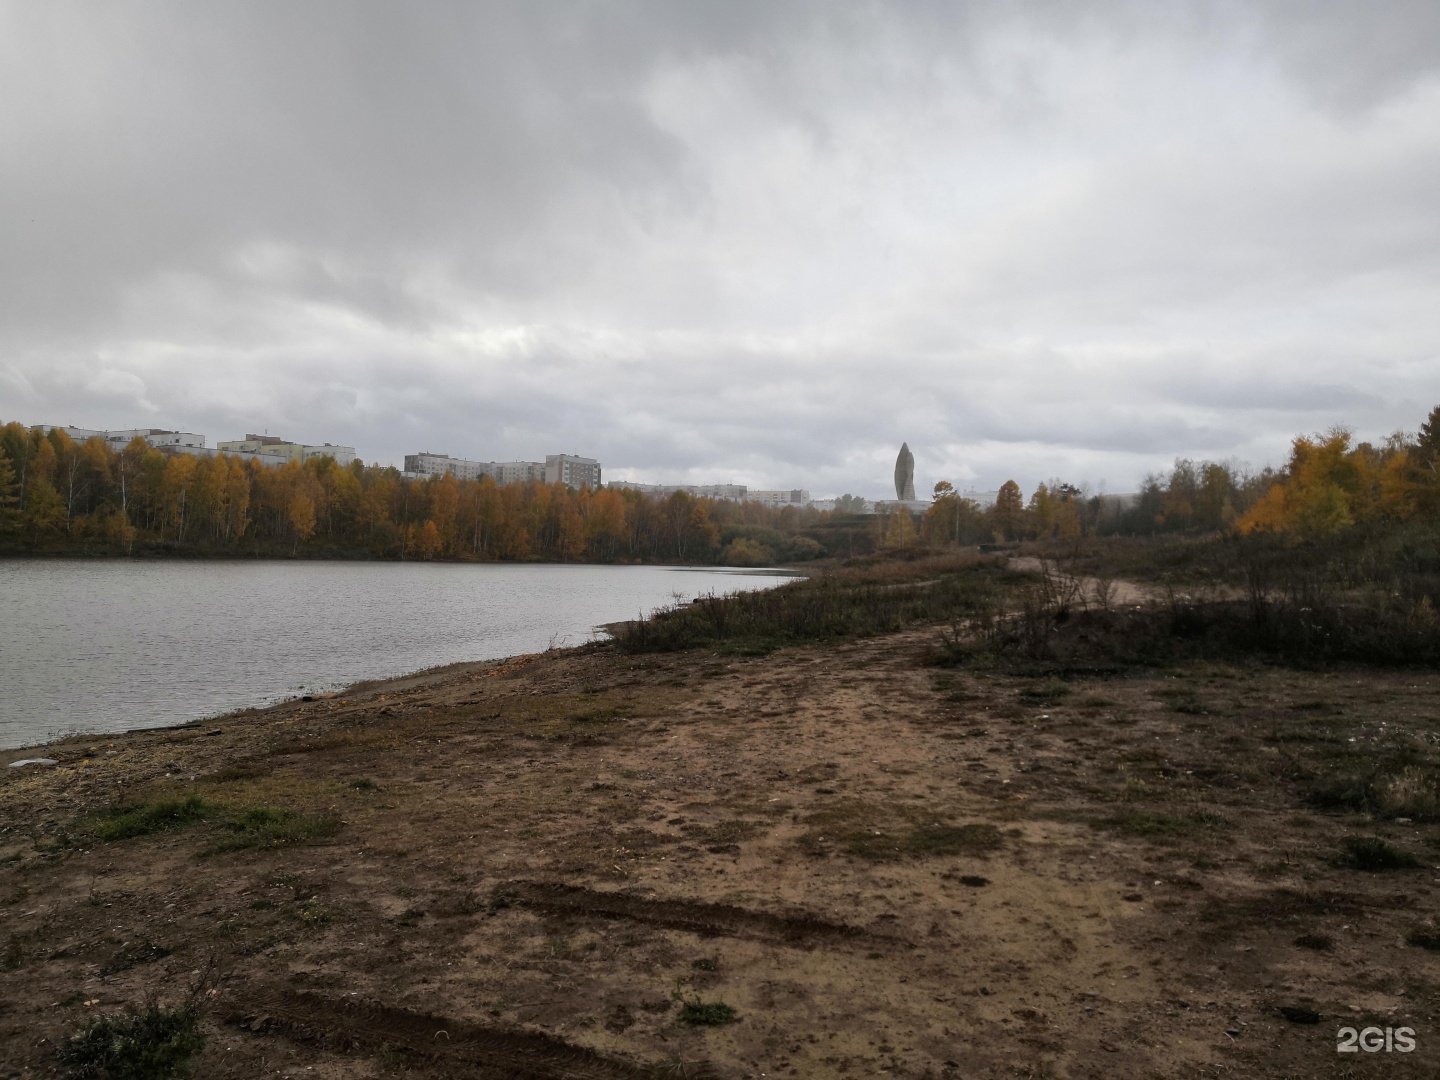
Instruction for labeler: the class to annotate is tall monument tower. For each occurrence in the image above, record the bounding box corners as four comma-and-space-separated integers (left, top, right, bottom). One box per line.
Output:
894, 442, 916, 502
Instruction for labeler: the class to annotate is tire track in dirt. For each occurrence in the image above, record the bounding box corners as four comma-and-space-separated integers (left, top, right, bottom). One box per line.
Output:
495, 880, 890, 947
227, 988, 683, 1080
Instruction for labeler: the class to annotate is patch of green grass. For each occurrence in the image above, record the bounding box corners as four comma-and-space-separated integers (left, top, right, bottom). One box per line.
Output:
817, 822, 1003, 860
1017, 679, 1070, 705
204, 807, 341, 854
1095, 810, 1231, 838
88, 797, 338, 854
1155, 687, 1206, 714
902, 823, 1003, 856
691, 956, 719, 971
677, 999, 737, 1026
94, 797, 217, 842
570, 707, 625, 724
684, 819, 762, 846
297, 900, 332, 926
432, 892, 483, 915
1337, 836, 1422, 872
208, 765, 261, 783
57, 999, 203, 1079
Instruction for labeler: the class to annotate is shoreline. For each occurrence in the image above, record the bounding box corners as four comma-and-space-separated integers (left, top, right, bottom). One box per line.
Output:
4, 653, 538, 760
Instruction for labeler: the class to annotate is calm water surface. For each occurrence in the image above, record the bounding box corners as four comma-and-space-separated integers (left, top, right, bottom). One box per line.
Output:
0, 560, 795, 750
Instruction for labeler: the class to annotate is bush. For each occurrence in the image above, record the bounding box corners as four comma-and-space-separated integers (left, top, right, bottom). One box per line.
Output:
722, 537, 774, 566
57, 1000, 203, 1079
786, 535, 825, 561
1338, 836, 1422, 872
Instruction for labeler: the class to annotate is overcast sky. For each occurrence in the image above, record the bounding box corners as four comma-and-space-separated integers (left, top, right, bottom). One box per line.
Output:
3, 2, 1438, 498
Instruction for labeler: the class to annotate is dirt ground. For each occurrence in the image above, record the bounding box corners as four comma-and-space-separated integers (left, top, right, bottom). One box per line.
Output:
3, 625, 1439, 1078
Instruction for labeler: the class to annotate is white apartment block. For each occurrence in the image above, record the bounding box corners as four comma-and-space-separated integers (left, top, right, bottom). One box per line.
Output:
495, 460, 545, 485
55, 426, 206, 450
403, 452, 598, 489
747, 489, 811, 509
217, 434, 356, 467
607, 481, 748, 502
403, 452, 494, 482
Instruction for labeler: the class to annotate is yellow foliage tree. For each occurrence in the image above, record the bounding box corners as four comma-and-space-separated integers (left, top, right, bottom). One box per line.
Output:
287, 493, 316, 554
1238, 431, 1360, 536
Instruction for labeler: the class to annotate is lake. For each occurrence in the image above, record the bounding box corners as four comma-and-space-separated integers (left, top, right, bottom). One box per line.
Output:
0, 560, 796, 750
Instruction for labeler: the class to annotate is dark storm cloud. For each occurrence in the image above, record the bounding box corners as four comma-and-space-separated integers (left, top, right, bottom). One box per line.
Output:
3, 1, 1439, 496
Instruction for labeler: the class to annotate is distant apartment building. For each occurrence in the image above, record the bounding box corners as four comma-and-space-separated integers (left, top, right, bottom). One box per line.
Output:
402, 453, 543, 485
55, 426, 206, 450
403, 452, 493, 482
607, 481, 747, 502
217, 434, 356, 467
545, 454, 601, 488
747, 489, 811, 509
402, 451, 599, 489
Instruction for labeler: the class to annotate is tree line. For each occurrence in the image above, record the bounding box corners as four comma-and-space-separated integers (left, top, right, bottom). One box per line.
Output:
897, 405, 1440, 546
0, 422, 837, 563
5, 408, 1436, 562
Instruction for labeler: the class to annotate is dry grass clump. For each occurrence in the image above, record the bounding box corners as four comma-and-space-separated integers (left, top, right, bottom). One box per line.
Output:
1377, 766, 1440, 820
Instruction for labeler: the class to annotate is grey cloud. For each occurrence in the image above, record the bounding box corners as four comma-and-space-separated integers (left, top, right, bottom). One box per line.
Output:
3, 2, 1440, 498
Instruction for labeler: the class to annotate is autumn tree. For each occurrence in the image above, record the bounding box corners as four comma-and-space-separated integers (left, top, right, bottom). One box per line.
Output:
0, 423, 34, 506
990, 480, 1025, 541
287, 492, 317, 554
23, 439, 65, 540
409, 519, 442, 559
47, 429, 87, 534
1238, 430, 1359, 536
0, 448, 19, 533
1029, 482, 1082, 540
